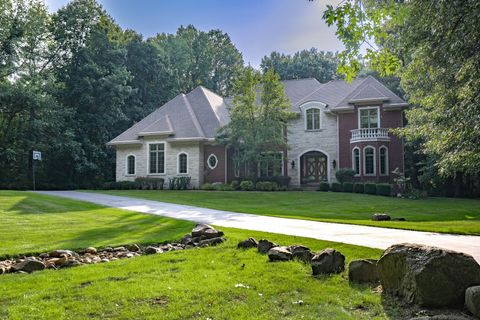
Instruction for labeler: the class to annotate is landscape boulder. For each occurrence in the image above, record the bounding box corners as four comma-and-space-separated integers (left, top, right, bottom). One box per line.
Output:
348, 259, 379, 283
198, 237, 225, 247
465, 286, 480, 318
144, 246, 163, 254
258, 239, 278, 254
191, 224, 215, 237
311, 248, 345, 275
237, 237, 258, 249
84, 247, 97, 254
13, 258, 46, 273
49, 249, 76, 258
268, 246, 293, 261
126, 244, 140, 252
377, 243, 480, 307
372, 213, 391, 221
288, 245, 313, 263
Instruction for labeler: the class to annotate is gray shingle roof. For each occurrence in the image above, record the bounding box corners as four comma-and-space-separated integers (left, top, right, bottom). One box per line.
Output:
108, 75, 407, 145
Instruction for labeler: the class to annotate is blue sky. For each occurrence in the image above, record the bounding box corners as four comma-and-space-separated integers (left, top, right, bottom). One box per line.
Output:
45, 0, 344, 67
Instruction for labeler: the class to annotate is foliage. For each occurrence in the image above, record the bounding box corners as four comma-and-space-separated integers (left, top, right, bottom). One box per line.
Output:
335, 168, 355, 184
364, 183, 377, 195
353, 183, 365, 194
342, 182, 354, 193
256, 176, 291, 188
260, 48, 339, 83
330, 182, 343, 192
239, 180, 254, 191
168, 176, 191, 190
135, 177, 164, 190
392, 167, 410, 196
212, 183, 234, 191
230, 180, 240, 190
216, 68, 294, 178
201, 183, 215, 191
376, 184, 392, 197
318, 182, 330, 192
255, 181, 278, 192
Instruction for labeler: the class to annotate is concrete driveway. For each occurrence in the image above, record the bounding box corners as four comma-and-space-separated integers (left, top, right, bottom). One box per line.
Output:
38, 191, 480, 262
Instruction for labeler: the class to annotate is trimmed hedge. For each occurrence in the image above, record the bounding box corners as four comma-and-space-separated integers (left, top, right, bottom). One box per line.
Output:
353, 183, 364, 193
330, 182, 343, 192
257, 176, 291, 187
335, 168, 355, 183
255, 181, 278, 191
135, 177, 164, 190
240, 180, 255, 191
376, 183, 392, 196
342, 182, 354, 192
201, 183, 215, 191
318, 182, 330, 191
230, 180, 240, 190
364, 183, 377, 195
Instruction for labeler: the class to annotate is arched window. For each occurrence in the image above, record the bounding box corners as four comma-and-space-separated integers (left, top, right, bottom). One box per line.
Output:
178, 153, 188, 174
352, 148, 360, 176
363, 146, 375, 176
305, 108, 321, 130
379, 146, 389, 176
207, 154, 218, 169
126, 155, 135, 175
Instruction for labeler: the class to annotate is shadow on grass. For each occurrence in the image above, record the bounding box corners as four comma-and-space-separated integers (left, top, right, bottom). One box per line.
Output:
7, 192, 97, 214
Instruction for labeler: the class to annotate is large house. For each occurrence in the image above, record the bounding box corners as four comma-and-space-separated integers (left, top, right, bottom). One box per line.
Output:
107, 76, 408, 188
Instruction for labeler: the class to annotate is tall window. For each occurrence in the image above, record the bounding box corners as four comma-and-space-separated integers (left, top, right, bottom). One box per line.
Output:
149, 143, 165, 174
126, 155, 135, 175
352, 148, 360, 175
359, 108, 379, 128
379, 146, 388, 176
178, 153, 188, 174
364, 147, 375, 175
306, 108, 321, 130
259, 152, 283, 177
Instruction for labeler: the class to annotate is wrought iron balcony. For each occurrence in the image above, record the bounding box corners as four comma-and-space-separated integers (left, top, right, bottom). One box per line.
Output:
350, 128, 390, 142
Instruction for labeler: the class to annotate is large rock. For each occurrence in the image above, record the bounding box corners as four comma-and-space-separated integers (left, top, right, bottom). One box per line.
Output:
144, 246, 163, 254
237, 237, 258, 249
258, 239, 277, 254
268, 246, 293, 262
372, 213, 391, 221
49, 250, 75, 258
198, 237, 225, 247
13, 258, 46, 273
203, 228, 224, 239
288, 245, 313, 263
311, 248, 345, 275
84, 247, 97, 254
191, 224, 215, 237
465, 286, 480, 318
377, 243, 480, 307
348, 259, 379, 283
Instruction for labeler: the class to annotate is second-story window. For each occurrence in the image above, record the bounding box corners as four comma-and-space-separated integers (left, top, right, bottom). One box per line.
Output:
359, 108, 379, 128
306, 108, 321, 130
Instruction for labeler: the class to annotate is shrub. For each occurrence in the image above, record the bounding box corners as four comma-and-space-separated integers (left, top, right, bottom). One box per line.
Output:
201, 183, 215, 191
335, 168, 356, 183
354, 183, 364, 193
257, 176, 291, 187
318, 182, 330, 191
213, 183, 234, 191
169, 176, 191, 190
342, 182, 354, 192
135, 177, 164, 190
102, 181, 137, 190
255, 181, 278, 191
330, 182, 343, 192
376, 183, 392, 196
365, 183, 377, 195
240, 180, 255, 191
230, 180, 240, 190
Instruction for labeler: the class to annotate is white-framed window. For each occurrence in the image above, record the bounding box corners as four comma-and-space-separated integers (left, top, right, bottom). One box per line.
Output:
305, 107, 321, 131
177, 152, 188, 174
207, 154, 218, 170
379, 146, 389, 176
363, 146, 376, 176
126, 154, 135, 175
233, 148, 240, 178
358, 107, 380, 129
258, 152, 284, 177
352, 147, 360, 176
149, 143, 165, 174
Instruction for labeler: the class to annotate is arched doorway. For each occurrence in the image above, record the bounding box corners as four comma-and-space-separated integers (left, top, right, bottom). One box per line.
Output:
300, 151, 328, 184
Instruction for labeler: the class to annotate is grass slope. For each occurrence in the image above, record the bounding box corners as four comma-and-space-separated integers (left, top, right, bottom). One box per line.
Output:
0, 191, 194, 257
95, 190, 480, 235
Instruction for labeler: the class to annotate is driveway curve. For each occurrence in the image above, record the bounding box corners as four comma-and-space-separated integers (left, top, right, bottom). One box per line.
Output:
38, 191, 480, 262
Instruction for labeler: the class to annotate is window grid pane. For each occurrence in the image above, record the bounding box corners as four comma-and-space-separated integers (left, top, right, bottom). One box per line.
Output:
353, 149, 360, 174
149, 144, 164, 174
365, 148, 374, 174
127, 156, 135, 175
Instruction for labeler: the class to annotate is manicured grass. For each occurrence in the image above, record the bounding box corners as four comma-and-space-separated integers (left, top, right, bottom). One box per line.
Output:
0, 190, 413, 319
95, 190, 480, 235
0, 191, 194, 257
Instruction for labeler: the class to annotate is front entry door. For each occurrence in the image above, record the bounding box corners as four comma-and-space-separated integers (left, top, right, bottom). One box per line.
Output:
301, 152, 327, 183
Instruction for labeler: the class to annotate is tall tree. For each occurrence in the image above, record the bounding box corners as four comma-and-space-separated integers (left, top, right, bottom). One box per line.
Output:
261, 48, 338, 83
217, 68, 294, 178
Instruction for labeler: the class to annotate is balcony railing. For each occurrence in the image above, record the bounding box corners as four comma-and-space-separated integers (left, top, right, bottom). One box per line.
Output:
350, 128, 390, 142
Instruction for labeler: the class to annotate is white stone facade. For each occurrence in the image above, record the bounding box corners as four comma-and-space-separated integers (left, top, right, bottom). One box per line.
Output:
286, 101, 338, 186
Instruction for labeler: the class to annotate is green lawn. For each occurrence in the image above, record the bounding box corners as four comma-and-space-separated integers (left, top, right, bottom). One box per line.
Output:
0, 190, 419, 319
95, 190, 480, 235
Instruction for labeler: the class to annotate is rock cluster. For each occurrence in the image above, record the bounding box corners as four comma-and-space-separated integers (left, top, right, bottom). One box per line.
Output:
0, 224, 225, 275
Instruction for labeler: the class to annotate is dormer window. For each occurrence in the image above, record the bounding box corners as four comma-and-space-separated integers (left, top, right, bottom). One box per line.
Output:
306, 108, 321, 131
359, 107, 379, 128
